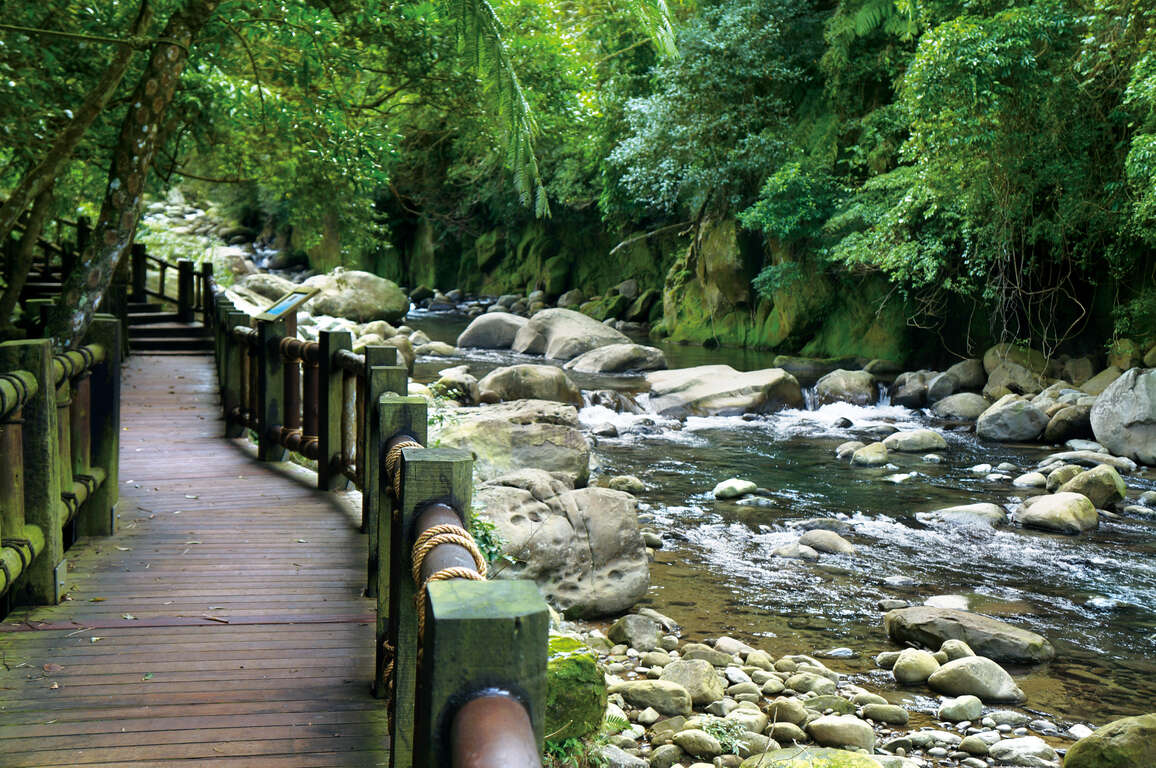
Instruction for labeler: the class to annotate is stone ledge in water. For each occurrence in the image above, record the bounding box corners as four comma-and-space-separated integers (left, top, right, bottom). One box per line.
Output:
1038, 449, 1137, 473
884, 606, 1054, 663
1064, 712, 1156, 768
563, 343, 667, 373
1014, 492, 1098, 534
511, 308, 631, 361
456, 311, 527, 349
645, 365, 803, 418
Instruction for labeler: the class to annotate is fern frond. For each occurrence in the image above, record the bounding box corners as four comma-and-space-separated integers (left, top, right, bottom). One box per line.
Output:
631, 0, 679, 59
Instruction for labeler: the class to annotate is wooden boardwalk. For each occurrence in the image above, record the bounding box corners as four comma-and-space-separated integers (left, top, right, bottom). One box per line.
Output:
0, 355, 388, 767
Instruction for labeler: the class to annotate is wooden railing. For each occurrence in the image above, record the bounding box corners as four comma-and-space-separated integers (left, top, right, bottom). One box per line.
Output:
0, 316, 122, 615
207, 284, 548, 768
130, 243, 210, 322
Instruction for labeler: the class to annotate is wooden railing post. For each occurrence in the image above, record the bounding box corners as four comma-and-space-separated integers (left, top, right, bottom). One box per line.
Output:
363, 347, 407, 597
78, 316, 121, 536
131, 243, 147, 300
0, 340, 65, 603
318, 330, 353, 490
201, 262, 213, 320
388, 447, 473, 768
176, 259, 194, 322
422, 580, 548, 766
256, 317, 286, 461
223, 310, 249, 439
374, 395, 428, 696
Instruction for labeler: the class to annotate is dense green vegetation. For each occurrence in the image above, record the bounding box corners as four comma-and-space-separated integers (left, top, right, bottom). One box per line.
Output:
2, 0, 1153, 356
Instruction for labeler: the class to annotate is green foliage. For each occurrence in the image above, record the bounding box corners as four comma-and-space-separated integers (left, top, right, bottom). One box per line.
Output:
740, 162, 839, 243
543, 736, 607, 768
467, 513, 509, 566
703, 717, 751, 755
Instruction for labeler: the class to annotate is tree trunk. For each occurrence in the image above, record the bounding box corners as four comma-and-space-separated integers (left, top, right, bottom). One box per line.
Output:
0, 1, 152, 248
0, 185, 55, 332
45, 0, 220, 349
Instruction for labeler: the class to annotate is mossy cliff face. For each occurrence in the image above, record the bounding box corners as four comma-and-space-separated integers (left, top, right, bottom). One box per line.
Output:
659, 217, 914, 363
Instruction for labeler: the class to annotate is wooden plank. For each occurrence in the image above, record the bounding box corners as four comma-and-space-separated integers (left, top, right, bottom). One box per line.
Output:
0, 353, 388, 766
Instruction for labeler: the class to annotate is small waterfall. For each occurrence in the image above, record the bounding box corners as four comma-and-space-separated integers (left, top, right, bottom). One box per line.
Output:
876, 382, 892, 407
802, 386, 817, 411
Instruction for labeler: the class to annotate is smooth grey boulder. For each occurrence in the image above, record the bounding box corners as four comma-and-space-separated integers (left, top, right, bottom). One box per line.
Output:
1064, 713, 1156, 768
806, 715, 876, 751
987, 736, 1058, 767
892, 648, 940, 684
927, 656, 1025, 703
511, 308, 631, 360
926, 372, 958, 403
456, 311, 528, 349
563, 343, 667, 373
947, 358, 987, 389
608, 614, 660, 651
1090, 367, 1156, 465
1015, 492, 1098, 534
932, 392, 990, 420
915, 504, 1008, 527
1040, 450, 1137, 472
645, 365, 803, 418
798, 529, 854, 554
303, 268, 409, 323
816, 369, 877, 406
237, 272, 298, 300
883, 429, 947, 452
850, 442, 888, 466
1043, 404, 1093, 443
476, 470, 647, 617
477, 364, 582, 405
892, 369, 934, 408
977, 395, 1049, 441
983, 361, 1047, 399
884, 606, 1054, 663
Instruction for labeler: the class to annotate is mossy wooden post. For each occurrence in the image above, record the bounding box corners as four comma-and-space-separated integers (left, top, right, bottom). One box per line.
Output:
212, 296, 228, 382
256, 318, 286, 461
317, 330, 352, 490
200, 262, 213, 320
78, 316, 121, 536
374, 394, 428, 696
418, 580, 549, 764
364, 352, 407, 596
0, 339, 64, 603
359, 345, 398, 535
388, 447, 473, 768
223, 310, 248, 439
176, 258, 195, 322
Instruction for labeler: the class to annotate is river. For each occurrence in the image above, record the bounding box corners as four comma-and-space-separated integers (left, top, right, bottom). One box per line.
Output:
409, 309, 1156, 728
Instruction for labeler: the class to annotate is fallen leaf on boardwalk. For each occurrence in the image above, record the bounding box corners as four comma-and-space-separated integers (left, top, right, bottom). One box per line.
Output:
208, 606, 223, 610
121, 613, 137, 620
203, 615, 229, 624
115, 546, 132, 551
89, 597, 105, 602
184, 541, 201, 545
184, 494, 198, 499
49, 681, 59, 689
43, 663, 63, 674
142, 672, 154, 681
296, 539, 308, 543
89, 637, 102, 644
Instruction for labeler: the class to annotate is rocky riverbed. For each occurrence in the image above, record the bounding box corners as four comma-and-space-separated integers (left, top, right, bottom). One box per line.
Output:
143, 201, 1156, 766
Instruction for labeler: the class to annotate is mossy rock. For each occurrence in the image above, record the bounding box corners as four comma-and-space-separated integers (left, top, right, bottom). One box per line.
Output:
1064, 713, 1156, 768
546, 635, 607, 740
578, 294, 630, 322
739, 746, 883, 767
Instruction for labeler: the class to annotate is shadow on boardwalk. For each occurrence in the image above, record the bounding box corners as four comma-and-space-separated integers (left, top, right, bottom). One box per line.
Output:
0, 355, 388, 767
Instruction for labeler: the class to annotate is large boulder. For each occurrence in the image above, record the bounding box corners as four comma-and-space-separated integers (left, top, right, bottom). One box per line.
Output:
475, 470, 647, 617
303, 268, 409, 322
546, 635, 607, 740
815, 369, 877, 406
511, 308, 631, 361
983, 361, 1047, 399
1014, 492, 1098, 534
645, 365, 803, 418
1082, 365, 1124, 395
1064, 713, 1156, 768
976, 395, 1049, 441
434, 400, 590, 485
892, 370, 934, 408
237, 272, 299, 301
477, 364, 581, 405
563, 344, 668, 373
917, 503, 1007, 528
806, 715, 876, 751
1090, 367, 1156, 465
927, 656, 1025, 703
884, 606, 1054, 663
883, 429, 947, 452
932, 392, 990, 420
946, 358, 987, 390
984, 343, 1049, 375
988, 736, 1058, 767
1057, 464, 1126, 508
740, 747, 882, 768
456, 312, 528, 349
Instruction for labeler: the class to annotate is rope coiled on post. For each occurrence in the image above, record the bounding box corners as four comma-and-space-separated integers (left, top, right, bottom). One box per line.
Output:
383, 439, 421, 499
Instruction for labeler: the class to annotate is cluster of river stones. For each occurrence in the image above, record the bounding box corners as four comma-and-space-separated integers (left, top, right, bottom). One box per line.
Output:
548, 606, 1156, 768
